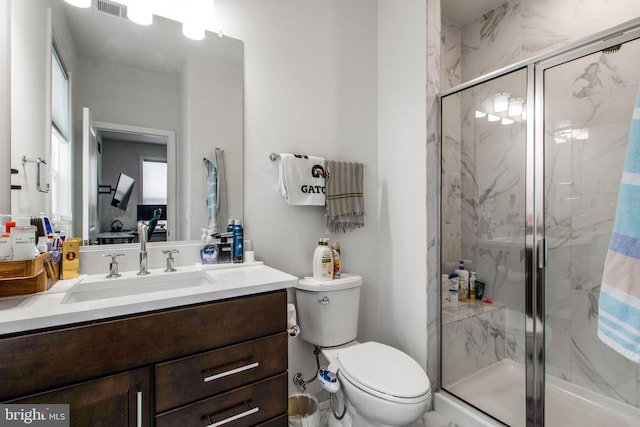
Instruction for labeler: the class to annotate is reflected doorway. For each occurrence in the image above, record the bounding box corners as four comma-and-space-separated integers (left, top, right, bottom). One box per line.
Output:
91, 120, 176, 244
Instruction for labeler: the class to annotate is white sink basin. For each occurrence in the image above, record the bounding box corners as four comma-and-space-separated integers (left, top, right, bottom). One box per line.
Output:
62, 270, 216, 303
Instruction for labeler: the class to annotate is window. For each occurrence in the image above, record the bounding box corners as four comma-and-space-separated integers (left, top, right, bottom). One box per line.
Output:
141, 159, 167, 204
51, 46, 72, 220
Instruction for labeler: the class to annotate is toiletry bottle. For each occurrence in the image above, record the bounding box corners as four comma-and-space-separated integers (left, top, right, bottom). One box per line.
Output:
313, 238, 334, 281
11, 223, 37, 261
200, 228, 209, 242
441, 274, 450, 304
470, 271, 477, 301
233, 220, 244, 263
332, 242, 341, 278
449, 273, 459, 302
455, 260, 469, 302
227, 219, 235, 233
0, 233, 11, 261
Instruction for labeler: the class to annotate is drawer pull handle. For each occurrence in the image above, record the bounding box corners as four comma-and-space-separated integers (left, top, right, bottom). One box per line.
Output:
206, 406, 259, 427
204, 362, 260, 382
136, 391, 143, 427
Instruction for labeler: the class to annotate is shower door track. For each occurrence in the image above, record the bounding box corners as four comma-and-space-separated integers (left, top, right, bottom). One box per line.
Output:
438, 17, 640, 427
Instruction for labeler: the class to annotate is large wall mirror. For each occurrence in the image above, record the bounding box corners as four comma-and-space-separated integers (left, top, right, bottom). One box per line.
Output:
9, 0, 243, 244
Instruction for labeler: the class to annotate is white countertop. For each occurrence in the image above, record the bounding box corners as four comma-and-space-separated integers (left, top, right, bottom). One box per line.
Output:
0, 262, 297, 336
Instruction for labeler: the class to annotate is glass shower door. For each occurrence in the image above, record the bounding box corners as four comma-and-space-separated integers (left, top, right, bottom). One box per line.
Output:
542, 36, 640, 427
440, 68, 528, 426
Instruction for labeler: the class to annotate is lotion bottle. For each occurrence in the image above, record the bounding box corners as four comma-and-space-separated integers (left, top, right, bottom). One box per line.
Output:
470, 271, 477, 301
455, 260, 469, 302
313, 238, 333, 281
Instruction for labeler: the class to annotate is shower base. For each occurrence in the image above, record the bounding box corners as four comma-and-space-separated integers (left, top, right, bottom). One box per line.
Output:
440, 359, 640, 427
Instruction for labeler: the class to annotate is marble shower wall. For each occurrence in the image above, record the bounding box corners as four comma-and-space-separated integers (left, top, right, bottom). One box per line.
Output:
544, 40, 640, 407
459, 0, 640, 83
438, 0, 640, 410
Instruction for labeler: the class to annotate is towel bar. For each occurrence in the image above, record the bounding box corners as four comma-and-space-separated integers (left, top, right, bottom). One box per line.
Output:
269, 152, 367, 167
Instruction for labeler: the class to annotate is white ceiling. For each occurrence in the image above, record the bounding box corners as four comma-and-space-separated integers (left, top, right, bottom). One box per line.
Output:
441, 0, 508, 26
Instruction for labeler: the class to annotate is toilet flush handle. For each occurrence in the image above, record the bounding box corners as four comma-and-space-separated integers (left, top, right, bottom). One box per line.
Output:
318, 296, 330, 305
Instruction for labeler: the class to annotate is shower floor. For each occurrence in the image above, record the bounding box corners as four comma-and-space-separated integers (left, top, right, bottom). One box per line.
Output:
445, 359, 640, 427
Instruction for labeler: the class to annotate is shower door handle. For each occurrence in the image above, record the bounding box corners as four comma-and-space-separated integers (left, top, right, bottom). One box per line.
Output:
537, 239, 547, 269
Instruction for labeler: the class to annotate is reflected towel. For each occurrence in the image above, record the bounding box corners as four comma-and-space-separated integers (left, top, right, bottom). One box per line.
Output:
598, 89, 640, 363
203, 148, 228, 235
278, 153, 326, 206
325, 160, 365, 232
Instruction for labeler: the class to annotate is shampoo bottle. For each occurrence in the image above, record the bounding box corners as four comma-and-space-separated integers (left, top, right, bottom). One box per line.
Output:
233, 220, 244, 263
455, 260, 469, 302
449, 273, 459, 302
441, 274, 450, 304
313, 238, 333, 281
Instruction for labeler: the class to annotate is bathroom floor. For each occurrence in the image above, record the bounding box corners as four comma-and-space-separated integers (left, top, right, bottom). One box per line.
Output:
318, 401, 454, 427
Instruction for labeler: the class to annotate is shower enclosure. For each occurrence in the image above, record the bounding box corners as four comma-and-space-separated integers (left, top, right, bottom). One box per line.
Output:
440, 19, 640, 427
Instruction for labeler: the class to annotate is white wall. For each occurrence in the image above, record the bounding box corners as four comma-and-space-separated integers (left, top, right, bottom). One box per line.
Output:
0, 0, 9, 215
217, 0, 380, 395
377, 0, 428, 367
10, 0, 52, 216
217, 0, 428, 396
180, 49, 243, 239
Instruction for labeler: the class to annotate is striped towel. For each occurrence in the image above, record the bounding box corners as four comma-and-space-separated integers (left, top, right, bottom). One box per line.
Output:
325, 160, 365, 232
597, 89, 640, 363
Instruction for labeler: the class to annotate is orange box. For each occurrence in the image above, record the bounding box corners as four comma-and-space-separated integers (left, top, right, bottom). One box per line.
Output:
62, 238, 81, 280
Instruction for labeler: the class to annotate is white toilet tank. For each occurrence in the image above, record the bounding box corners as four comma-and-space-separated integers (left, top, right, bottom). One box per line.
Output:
296, 274, 362, 347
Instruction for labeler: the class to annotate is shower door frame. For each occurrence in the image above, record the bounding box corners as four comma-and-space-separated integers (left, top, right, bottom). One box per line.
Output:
438, 17, 640, 427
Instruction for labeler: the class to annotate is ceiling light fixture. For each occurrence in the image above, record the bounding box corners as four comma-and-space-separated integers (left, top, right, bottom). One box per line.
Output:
64, 0, 91, 8
127, 0, 153, 26
487, 114, 500, 122
501, 117, 514, 125
508, 98, 524, 117
475, 111, 487, 118
494, 93, 509, 113
182, 0, 212, 40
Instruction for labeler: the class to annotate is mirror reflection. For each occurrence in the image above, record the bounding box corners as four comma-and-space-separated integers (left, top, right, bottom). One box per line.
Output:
10, 0, 244, 244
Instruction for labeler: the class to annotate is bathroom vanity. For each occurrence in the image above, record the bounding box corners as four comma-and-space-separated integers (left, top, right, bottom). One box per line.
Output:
0, 263, 295, 426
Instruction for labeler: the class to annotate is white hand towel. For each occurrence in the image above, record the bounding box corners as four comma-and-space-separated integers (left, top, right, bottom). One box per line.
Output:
279, 153, 326, 206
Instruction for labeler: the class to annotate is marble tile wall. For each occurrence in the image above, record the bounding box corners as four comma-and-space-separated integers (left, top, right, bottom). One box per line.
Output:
441, 302, 506, 385
438, 0, 640, 410
543, 39, 640, 407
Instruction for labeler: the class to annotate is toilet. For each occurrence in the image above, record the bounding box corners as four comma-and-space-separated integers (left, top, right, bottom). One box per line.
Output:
296, 274, 431, 427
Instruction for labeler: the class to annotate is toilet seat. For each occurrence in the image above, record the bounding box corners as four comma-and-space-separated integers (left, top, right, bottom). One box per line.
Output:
336, 341, 431, 404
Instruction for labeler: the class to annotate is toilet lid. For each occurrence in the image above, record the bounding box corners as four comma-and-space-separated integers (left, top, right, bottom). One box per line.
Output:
337, 341, 430, 399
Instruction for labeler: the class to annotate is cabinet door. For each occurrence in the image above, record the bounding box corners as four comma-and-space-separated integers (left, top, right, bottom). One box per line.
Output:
10, 367, 151, 427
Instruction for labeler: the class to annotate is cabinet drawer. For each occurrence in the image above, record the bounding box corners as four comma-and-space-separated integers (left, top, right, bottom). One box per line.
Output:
155, 333, 287, 412
0, 290, 286, 400
155, 373, 287, 427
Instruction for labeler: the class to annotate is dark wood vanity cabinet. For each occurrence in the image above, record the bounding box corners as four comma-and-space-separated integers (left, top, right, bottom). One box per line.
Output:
0, 290, 288, 426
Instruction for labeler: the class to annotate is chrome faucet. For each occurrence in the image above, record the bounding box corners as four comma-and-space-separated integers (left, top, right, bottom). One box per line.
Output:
103, 253, 125, 278
137, 221, 150, 275
162, 249, 179, 272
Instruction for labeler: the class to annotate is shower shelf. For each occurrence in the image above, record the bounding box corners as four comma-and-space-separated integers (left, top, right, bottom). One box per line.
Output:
442, 300, 505, 326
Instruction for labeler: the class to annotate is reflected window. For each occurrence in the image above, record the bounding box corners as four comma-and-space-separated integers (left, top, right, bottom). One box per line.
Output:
51, 46, 71, 220
141, 159, 167, 205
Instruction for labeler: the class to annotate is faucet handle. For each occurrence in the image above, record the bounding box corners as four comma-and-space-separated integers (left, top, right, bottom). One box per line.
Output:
102, 253, 125, 278
162, 249, 179, 272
